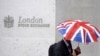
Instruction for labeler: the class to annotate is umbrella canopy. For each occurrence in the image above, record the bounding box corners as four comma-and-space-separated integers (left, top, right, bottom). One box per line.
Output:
57, 20, 100, 44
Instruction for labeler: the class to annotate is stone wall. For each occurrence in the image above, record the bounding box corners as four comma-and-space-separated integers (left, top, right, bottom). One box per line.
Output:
0, 0, 55, 56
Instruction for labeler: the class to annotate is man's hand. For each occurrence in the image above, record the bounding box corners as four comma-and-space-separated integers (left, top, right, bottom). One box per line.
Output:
72, 46, 81, 56
74, 46, 81, 55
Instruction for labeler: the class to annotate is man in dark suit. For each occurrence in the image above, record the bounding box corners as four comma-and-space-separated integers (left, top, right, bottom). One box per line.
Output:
49, 39, 81, 56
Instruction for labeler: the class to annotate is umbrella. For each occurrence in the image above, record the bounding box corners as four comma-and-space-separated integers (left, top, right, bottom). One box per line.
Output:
57, 20, 100, 44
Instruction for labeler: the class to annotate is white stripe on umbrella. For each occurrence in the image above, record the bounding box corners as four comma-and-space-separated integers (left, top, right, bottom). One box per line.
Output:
84, 27, 94, 43
81, 27, 85, 44
88, 25, 100, 38
70, 26, 82, 43
63, 22, 76, 38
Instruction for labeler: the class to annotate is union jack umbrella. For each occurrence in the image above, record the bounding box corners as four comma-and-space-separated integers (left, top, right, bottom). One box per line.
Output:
57, 20, 100, 44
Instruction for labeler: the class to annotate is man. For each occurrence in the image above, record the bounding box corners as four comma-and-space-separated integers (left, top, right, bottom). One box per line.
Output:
49, 39, 81, 56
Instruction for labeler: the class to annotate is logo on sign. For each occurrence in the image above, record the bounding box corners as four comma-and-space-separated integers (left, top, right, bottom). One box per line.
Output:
4, 15, 14, 28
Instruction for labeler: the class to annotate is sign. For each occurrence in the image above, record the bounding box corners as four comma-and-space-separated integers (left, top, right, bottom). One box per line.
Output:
0, 0, 55, 38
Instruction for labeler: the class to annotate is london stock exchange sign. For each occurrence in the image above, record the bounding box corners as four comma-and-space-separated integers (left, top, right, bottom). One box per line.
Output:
4, 15, 50, 28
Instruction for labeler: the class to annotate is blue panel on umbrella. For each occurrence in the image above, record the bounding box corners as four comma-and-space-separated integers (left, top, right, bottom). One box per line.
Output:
86, 33, 91, 43
74, 30, 82, 43
59, 26, 69, 35
94, 31, 99, 38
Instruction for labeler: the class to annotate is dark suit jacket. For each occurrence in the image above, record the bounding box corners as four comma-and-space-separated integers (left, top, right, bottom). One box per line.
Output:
49, 39, 73, 56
